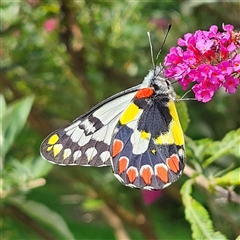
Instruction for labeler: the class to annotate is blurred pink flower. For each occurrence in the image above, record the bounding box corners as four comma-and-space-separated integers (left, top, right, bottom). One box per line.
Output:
149, 17, 169, 29
44, 18, 59, 32
26, 0, 40, 7
142, 190, 163, 205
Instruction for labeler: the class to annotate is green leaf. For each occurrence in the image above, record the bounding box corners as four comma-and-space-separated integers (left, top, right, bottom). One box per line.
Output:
177, 99, 190, 132
0, 94, 7, 120
31, 157, 53, 179
21, 156, 53, 180
1, 95, 34, 160
186, 129, 240, 167
185, 136, 213, 163
203, 128, 240, 167
181, 180, 227, 240
8, 197, 75, 240
82, 198, 103, 211
2, 156, 53, 194
212, 168, 240, 186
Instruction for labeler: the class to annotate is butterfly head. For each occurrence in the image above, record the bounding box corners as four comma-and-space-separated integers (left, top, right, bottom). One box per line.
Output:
142, 64, 176, 101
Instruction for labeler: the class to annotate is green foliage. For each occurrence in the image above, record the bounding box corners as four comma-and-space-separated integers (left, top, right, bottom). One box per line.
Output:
1, 95, 34, 160
203, 129, 240, 167
1, 1, 239, 240
181, 181, 227, 240
186, 128, 240, 166
182, 129, 240, 239
213, 168, 240, 187
177, 99, 190, 132
1, 95, 74, 239
7, 197, 74, 239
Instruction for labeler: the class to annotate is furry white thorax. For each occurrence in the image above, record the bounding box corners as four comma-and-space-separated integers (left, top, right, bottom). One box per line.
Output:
142, 65, 176, 101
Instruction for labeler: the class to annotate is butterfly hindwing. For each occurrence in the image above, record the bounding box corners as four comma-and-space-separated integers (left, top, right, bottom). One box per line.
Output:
110, 87, 185, 190
40, 88, 139, 166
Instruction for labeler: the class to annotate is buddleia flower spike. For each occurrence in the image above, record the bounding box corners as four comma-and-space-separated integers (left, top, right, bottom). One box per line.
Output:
164, 24, 240, 103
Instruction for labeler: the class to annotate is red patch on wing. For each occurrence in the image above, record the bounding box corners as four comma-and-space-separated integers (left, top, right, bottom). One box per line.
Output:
141, 166, 153, 185
112, 139, 123, 157
127, 167, 138, 183
155, 164, 168, 183
135, 88, 154, 99
166, 154, 180, 173
118, 157, 129, 174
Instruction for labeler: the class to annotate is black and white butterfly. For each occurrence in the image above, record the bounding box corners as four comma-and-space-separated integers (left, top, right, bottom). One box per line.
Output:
40, 30, 185, 190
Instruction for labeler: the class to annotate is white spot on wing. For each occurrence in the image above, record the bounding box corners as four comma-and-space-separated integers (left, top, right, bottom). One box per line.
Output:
162, 182, 171, 189
100, 151, 110, 163
142, 186, 154, 190
82, 119, 96, 134
63, 148, 71, 159
126, 183, 137, 188
70, 128, 84, 142
78, 133, 92, 146
92, 125, 108, 142
92, 115, 119, 144
65, 127, 75, 136
93, 92, 136, 125
73, 150, 82, 161
85, 147, 97, 161
131, 129, 150, 154
114, 173, 124, 183
178, 148, 185, 158
65, 120, 81, 132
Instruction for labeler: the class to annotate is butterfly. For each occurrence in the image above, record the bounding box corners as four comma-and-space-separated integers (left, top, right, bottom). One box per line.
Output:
40, 63, 185, 190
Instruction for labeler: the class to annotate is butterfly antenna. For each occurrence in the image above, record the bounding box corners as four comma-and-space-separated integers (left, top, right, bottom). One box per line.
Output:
179, 89, 197, 101
147, 31, 155, 69
155, 24, 172, 64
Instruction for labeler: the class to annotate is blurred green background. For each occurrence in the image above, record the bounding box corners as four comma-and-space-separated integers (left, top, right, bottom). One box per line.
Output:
1, 1, 240, 239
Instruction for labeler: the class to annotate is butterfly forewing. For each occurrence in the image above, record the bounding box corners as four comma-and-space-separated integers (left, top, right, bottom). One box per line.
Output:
40, 90, 138, 166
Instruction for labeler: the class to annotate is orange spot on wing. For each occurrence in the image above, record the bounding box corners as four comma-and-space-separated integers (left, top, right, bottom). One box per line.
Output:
127, 167, 138, 183
167, 155, 180, 173
141, 166, 153, 185
135, 88, 154, 99
112, 139, 123, 157
118, 157, 129, 174
156, 165, 168, 183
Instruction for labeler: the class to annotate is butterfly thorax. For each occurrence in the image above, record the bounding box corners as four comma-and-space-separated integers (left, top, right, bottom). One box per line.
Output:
142, 65, 176, 102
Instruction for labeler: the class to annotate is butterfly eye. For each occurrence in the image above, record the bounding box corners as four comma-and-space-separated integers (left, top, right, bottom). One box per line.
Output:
166, 80, 171, 87
152, 83, 160, 91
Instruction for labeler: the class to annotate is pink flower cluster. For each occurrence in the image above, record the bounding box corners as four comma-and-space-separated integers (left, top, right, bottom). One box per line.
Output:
44, 18, 59, 32
164, 24, 240, 102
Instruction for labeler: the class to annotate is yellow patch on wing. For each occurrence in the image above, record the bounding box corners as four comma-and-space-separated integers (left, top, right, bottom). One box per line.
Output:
141, 131, 150, 139
155, 132, 174, 145
48, 134, 59, 145
120, 103, 140, 125
53, 144, 63, 157
151, 149, 156, 155
47, 146, 53, 152
167, 100, 184, 146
